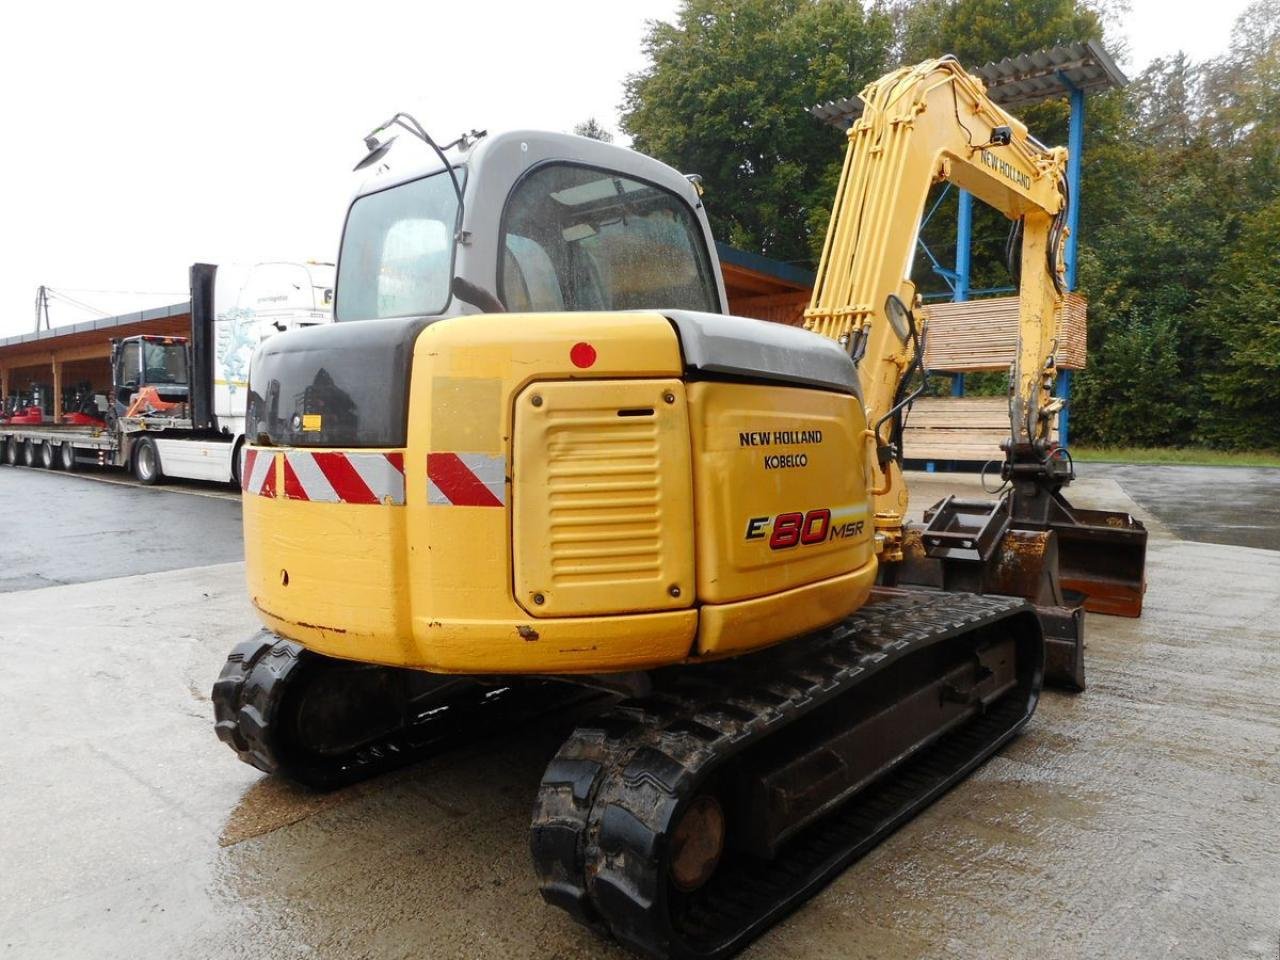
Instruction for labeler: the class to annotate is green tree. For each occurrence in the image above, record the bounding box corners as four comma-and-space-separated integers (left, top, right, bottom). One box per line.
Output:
1196, 198, 1280, 449
573, 117, 615, 142
621, 0, 894, 266
899, 0, 1101, 67
1203, 0, 1280, 202
1072, 310, 1191, 446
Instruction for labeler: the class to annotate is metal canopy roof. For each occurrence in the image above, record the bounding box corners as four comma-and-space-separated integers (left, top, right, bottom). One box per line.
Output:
0, 301, 190, 354
977, 39, 1127, 108
811, 40, 1127, 128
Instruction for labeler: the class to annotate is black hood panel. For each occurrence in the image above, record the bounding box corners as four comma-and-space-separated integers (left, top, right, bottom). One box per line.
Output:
247, 318, 428, 448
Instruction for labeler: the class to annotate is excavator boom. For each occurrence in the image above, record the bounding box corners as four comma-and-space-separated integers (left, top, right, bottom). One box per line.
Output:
805, 57, 1069, 550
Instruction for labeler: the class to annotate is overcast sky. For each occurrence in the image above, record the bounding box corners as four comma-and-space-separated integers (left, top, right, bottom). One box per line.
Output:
0, 0, 1255, 337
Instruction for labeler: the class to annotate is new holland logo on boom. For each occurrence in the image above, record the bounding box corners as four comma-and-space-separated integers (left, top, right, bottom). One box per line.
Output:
981, 149, 1032, 190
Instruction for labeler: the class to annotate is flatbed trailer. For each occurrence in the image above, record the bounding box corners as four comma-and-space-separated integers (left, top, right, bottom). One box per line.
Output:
0, 414, 231, 481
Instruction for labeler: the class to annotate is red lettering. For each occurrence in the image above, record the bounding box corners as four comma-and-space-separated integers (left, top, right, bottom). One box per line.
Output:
800, 509, 831, 545
769, 512, 804, 549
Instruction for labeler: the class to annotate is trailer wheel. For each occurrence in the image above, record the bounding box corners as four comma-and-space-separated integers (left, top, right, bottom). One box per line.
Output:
133, 437, 164, 485
2, 436, 15, 465
22, 438, 36, 467
60, 441, 77, 471
39, 440, 56, 469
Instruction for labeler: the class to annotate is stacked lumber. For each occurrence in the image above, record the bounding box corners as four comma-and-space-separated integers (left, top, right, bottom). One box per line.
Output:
901, 396, 1058, 463
923, 293, 1087, 371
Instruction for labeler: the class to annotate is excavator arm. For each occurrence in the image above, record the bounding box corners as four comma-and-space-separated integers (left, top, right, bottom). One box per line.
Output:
805, 58, 1148, 687
804, 57, 1070, 558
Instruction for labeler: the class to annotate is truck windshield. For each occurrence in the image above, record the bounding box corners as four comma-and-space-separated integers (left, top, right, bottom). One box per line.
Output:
142, 341, 188, 384
336, 169, 461, 322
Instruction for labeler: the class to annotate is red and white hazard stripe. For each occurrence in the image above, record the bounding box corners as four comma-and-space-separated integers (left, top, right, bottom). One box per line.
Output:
241, 448, 277, 498
282, 451, 406, 505
427, 452, 505, 507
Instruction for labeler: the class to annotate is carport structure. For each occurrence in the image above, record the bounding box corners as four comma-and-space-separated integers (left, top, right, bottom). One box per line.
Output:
0, 302, 190, 421
717, 241, 815, 327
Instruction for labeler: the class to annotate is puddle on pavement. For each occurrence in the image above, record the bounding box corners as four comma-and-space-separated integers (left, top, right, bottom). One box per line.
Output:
220, 772, 404, 846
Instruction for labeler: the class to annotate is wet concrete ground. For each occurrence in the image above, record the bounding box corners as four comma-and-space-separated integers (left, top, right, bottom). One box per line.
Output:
1, 464, 1278, 959
1085, 463, 1280, 552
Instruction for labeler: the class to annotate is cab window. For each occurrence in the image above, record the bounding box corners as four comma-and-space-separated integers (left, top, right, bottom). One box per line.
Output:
499, 163, 719, 313
337, 169, 460, 321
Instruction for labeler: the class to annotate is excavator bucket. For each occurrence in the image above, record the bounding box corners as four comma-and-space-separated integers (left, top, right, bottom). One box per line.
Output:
1048, 507, 1148, 618
897, 491, 1148, 690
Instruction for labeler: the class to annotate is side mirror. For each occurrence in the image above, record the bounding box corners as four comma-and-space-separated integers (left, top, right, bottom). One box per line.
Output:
883, 294, 915, 343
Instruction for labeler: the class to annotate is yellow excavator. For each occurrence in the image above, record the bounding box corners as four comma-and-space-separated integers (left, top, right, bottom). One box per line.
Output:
214, 58, 1145, 959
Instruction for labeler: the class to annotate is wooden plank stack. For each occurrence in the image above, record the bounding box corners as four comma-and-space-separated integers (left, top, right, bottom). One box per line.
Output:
900, 292, 1085, 462
922, 292, 1087, 371
902, 396, 1058, 463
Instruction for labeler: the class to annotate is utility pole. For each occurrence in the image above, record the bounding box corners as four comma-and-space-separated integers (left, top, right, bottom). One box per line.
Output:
34, 285, 51, 331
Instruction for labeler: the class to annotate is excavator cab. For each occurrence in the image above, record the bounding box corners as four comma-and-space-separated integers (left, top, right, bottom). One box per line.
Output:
334, 133, 724, 324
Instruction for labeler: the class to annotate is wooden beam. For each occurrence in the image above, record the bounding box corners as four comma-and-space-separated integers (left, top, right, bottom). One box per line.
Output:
52, 358, 63, 421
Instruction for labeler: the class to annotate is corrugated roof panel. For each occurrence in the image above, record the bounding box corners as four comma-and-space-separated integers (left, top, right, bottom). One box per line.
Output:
811, 41, 1126, 128
0, 301, 191, 353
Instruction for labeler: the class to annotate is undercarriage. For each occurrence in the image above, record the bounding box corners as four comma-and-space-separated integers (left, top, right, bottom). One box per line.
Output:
213, 588, 1043, 959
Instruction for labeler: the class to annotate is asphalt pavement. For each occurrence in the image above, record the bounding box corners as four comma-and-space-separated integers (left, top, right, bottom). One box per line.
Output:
0, 467, 242, 592
1083, 462, 1280, 551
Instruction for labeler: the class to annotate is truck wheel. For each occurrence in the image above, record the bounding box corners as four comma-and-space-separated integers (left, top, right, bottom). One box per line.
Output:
22, 439, 36, 467
60, 442, 77, 471
133, 437, 164, 485
39, 440, 55, 469
230, 438, 244, 488
2, 436, 15, 465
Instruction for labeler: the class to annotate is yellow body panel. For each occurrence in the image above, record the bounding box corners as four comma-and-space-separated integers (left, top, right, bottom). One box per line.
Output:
244, 460, 413, 651
512, 378, 695, 617
695, 562, 876, 658
685, 381, 873, 604
242, 310, 877, 675
403, 312, 691, 672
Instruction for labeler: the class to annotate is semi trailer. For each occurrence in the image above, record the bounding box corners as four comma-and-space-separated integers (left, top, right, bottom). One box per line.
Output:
0, 261, 333, 485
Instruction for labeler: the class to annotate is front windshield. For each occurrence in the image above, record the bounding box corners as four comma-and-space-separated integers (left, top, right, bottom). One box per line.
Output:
499, 163, 719, 313
336, 170, 461, 321
142, 341, 188, 384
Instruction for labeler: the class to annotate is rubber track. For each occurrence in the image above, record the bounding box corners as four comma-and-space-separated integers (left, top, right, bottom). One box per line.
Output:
530, 590, 1042, 960
212, 631, 294, 776
212, 630, 583, 789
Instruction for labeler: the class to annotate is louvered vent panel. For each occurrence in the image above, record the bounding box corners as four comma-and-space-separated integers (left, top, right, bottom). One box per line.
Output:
513, 379, 694, 617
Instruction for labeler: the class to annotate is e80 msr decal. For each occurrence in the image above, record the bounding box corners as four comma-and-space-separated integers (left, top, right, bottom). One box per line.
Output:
744, 508, 866, 550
